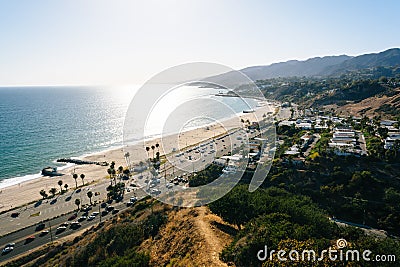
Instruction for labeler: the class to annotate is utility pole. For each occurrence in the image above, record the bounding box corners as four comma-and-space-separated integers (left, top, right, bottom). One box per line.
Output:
99, 205, 101, 223
48, 221, 53, 243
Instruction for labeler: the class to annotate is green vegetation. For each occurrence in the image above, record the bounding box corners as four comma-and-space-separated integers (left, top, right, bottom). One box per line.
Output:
209, 185, 400, 267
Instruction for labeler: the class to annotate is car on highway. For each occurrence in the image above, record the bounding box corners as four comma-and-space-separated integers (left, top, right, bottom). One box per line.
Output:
4, 243, 15, 248
78, 216, 87, 222
35, 223, 46, 231
25, 235, 35, 244
2, 246, 13, 254
70, 222, 81, 229
56, 226, 67, 233
68, 213, 77, 221
39, 230, 49, 236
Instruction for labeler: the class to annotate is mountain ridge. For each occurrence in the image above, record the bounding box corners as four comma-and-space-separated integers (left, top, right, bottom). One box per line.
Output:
206, 48, 400, 86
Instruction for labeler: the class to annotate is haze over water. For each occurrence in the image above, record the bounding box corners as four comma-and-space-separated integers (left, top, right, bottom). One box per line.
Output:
0, 86, 258, 188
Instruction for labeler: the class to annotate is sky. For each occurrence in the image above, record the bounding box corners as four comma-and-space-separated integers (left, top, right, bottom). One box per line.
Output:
0, 0, 399, 86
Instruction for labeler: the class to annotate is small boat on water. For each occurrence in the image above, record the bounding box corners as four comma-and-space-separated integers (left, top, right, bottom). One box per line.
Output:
41, 167, 63, 177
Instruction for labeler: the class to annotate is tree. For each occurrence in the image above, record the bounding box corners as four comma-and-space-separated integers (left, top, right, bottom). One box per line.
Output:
151, 145, 155, 159
58, 180, 63, 193
75, 198, 81, 210
124, 152, 130, 168
49, 187, 57, 198
39, 189, 48, 199
87, 191, 93, 205
155, 143, 160, 153
118, 165, 123, 174
145, 146, 150, 158
80, 173, 85, 186
64, 183, 69, 192
73, 173, 78, 189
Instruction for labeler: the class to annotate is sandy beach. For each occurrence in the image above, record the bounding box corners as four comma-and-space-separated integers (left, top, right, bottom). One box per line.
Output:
0, 104, 275, 213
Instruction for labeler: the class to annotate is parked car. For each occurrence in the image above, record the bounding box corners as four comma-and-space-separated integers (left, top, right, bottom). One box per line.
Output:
106, 206, 114, 212
112, 209, 119, 214
87, 215, 96, 221
11, 212, 20, 218
101, 210, 108, 216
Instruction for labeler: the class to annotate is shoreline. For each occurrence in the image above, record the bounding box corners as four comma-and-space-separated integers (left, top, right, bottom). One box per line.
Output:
0, 104, 275, 213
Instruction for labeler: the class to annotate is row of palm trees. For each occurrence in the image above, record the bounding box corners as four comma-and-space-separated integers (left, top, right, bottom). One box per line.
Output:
107, 161, 126, 185
145, 143, 160, 160
72, 173, 86, 188
39, 173, 87, 200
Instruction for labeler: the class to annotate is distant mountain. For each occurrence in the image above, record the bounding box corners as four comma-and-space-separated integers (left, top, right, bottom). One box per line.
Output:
323, 48, 400, 75
241, 55, 351, 80
205, 48, 400, 86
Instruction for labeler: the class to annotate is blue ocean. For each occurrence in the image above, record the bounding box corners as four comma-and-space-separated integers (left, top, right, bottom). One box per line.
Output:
0, 86, 258, 188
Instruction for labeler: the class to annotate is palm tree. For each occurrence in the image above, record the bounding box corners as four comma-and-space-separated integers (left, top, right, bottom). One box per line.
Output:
80, 174, 85, 186
74, 198, 81, 210
156, 143, 160, 153
39, 189, 48, 199
87, 191, 93, 205
73, 173, 78, 189
145, 146, 150, 158
49, 187, 57, 198
64, 183, 69, 192
107, 168, 112, 179
151, 145, 155, 159
58, 180, 63, 193
112, 169, 116, 184
124, 152, 130, 168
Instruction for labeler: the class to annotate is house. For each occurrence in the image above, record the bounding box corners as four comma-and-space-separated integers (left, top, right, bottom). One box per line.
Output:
384, 134, 400, 149
381, 120, 397, 127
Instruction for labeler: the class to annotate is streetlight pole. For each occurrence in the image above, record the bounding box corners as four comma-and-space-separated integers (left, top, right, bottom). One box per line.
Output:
48, 221, 53, 243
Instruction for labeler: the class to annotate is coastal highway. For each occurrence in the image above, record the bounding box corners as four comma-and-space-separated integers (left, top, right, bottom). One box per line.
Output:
0, 188, 148, 263
0, 119, 271, 263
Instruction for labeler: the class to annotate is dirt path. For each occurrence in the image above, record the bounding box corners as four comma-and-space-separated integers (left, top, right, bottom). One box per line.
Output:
194, 206, 231, 267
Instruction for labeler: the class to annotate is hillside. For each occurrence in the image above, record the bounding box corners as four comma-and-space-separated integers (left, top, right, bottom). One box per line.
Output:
3, 200, 234, 267
206, 48, 400, 86
324, 88, 400, 118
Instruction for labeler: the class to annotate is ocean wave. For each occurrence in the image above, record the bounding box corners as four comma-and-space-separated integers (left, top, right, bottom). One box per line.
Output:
0, 172, 42, 189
